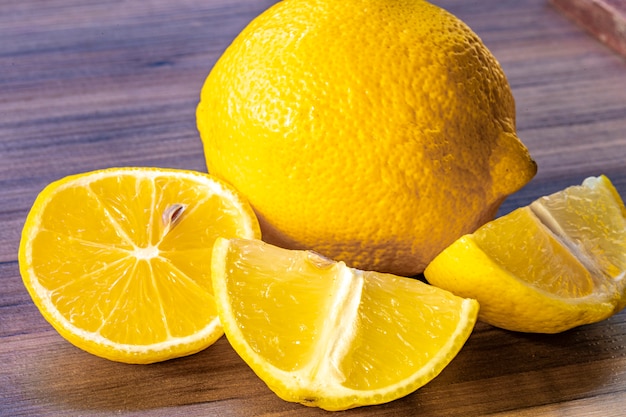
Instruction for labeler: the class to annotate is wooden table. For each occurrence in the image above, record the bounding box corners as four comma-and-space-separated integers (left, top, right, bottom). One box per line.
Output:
2, 0, 626, 415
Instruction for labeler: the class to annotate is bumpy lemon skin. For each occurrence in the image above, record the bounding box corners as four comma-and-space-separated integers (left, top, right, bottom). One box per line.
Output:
197, 0, 536, 275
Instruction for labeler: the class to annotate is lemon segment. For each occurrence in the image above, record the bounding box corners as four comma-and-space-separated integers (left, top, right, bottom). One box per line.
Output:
424, 175, 626, 333
474, 207, 596, 298
211, 237, 478, 411
530, 176, 626, 285
19, 167, 261, 363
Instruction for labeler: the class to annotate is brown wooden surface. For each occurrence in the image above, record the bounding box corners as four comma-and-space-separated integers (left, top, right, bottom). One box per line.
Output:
2, 0, 626, 416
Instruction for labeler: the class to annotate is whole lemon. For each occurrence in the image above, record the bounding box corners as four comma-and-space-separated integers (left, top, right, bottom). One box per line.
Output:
197, 0, 537, 275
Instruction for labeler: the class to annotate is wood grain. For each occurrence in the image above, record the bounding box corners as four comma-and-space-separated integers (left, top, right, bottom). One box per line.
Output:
2, 0, 626, 416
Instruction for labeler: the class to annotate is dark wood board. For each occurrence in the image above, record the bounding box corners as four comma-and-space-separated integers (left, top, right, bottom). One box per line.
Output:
2, 0, 626, 416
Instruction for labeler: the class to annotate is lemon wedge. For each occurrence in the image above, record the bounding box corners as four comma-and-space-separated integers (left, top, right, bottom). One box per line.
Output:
211, 237, 478, 410
425, 175, 626, 333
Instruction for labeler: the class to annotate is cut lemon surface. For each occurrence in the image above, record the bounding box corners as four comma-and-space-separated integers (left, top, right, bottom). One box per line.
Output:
425, 175, 626, 333
19, 167, 261, 363
211, 237, 479, 411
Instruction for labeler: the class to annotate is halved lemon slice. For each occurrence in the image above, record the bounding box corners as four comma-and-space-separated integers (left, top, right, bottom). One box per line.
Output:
211, 237, 478, 411
19, 167, 261, 363
425, 175, 626, 333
